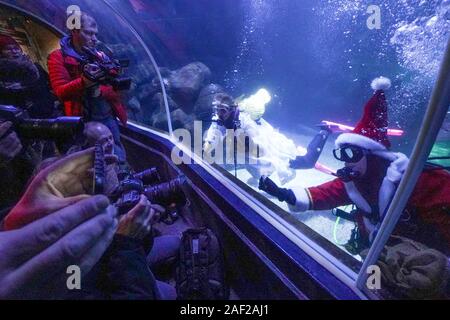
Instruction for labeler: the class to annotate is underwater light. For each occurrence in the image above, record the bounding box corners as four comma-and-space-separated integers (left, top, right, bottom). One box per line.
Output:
314, 162, 336, 176
321, 120, 404, 136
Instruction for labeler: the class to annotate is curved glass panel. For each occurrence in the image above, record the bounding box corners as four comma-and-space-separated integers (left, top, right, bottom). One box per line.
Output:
115, 0, 448, 275
1, 0, 170, 132
2, 0, 447, 295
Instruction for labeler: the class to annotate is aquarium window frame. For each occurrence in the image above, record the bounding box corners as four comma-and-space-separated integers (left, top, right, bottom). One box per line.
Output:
99, 4, 450, 300
356, 39, 450, 294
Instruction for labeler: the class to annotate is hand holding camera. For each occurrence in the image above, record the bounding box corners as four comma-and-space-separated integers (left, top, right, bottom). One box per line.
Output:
116, 194, 165, 240
81, 46, 131, 91
112, 170, 187, 225
93, 143, 188, 225
0, 104, 84, 142
82, 63, 105, 90
0, 195, 117, 299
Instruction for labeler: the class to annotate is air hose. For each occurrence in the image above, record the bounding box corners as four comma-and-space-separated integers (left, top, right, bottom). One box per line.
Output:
333, 206, 353, 246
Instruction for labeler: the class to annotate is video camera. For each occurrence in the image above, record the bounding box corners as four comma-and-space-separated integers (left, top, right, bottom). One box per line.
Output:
0, 104, 84, 141
93, 143, 188, 224
81, 46, 132, 91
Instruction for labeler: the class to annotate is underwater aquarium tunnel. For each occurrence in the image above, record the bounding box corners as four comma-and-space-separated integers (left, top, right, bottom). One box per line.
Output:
0, 0, 449, 300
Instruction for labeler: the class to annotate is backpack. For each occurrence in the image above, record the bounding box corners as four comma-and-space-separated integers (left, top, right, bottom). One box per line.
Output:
176, 228, 229, 300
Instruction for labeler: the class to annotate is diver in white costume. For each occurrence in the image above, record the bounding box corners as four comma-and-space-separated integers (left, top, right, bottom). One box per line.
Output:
203, 91, 330, 185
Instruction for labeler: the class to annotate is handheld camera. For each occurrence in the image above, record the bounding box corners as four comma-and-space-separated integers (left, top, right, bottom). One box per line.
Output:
92, 145, 188, 224
0, 104, 84, 141
81, 46, 132, 91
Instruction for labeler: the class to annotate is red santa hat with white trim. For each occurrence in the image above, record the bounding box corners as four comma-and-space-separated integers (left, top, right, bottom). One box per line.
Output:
335, 76, 394, 159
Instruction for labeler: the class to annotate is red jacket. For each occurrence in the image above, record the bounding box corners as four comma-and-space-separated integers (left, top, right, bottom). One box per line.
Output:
305, 169, 450, 249
47, 49, 128, 125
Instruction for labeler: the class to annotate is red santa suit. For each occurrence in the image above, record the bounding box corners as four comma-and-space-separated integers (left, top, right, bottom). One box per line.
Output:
288, 77, 450, 252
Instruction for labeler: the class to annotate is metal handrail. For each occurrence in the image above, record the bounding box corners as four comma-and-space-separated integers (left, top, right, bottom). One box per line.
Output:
356, 38, 450, 291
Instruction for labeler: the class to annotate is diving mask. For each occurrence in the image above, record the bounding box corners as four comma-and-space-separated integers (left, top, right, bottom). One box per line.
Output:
212, 101, 235, 114
333, 145, 370, 163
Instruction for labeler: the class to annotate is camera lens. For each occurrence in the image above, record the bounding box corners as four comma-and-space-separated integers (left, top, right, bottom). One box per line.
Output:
134, 167, 161, 186
144, 175, 187, 207
18, 117, 84, 140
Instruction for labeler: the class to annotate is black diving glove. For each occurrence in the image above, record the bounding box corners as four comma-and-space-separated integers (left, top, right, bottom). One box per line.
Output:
258, 176, 297, 206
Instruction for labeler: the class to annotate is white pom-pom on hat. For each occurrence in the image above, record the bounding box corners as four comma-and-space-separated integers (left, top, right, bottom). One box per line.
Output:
371, 76, 391, 91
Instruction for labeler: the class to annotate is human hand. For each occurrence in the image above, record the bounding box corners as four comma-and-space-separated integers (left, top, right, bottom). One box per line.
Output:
0, 195, 118, 299
116, 195, 165, 240
82, 63, 105, 88
4, 148, 119, 230
0, 121, 22, 165
258, 175, 280, 195
259, 175, 296, 205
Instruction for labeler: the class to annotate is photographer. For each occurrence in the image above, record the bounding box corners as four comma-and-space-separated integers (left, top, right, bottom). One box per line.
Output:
0, 103, 85, 216
0, 35, 57, 119
57, 121, 119, 197
0, 120, 40, 218
0, 35, 58, 163
66, 121, 115, 157
3, 148, 172, 299
48, 13, 128, 163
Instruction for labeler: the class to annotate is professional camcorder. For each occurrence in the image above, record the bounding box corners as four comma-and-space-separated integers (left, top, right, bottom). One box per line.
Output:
82, 46, 132, 91
0, 104, 84, 141
93, 143, 188, 224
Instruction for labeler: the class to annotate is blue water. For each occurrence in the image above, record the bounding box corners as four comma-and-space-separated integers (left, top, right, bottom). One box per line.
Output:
122, 0, 448, 154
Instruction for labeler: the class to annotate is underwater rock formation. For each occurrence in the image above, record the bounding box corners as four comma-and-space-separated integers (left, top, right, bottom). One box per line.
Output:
139, 61, 232, 132
169, 62, 212, 112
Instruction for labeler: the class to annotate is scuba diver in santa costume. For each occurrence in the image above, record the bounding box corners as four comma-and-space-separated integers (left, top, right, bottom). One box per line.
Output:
259, 77, 450, 255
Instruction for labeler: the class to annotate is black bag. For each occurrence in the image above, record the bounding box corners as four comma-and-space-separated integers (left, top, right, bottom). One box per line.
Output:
176, 228, 229, 300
